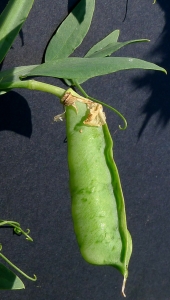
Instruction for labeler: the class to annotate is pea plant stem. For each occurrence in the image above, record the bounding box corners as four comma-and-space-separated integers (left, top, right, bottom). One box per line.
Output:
0, 80, 65, 99
0, 79, 127, 129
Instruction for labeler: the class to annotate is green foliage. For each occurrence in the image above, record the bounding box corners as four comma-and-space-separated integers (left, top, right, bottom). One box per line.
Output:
0, 65, 37, 86
22, 57, 166, 82
0, 263, 25, 290
0, 0, 34, 64
45, 0, 95, 61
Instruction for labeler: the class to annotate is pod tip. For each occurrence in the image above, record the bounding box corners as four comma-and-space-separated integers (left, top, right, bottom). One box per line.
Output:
122, 277, 127, 297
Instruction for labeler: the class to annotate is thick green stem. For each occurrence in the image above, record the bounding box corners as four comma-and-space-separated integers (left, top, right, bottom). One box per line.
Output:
0, 79, 127, 129
0, 80, 65, 99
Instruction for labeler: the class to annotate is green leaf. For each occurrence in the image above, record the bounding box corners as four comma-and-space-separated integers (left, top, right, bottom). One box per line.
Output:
45, 0, 95, 61
78, 34, 149, 83
0, 263, 25, 290
85, 30, 120, 58
85, 39, 149, 58
64, 30, 120, 86
21, 57, 166, 83
0, 0, 35, 64
0, 65, 37, 87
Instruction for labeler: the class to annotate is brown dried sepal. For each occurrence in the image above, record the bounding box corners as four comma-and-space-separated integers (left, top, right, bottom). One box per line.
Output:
62, 93, 106, 127
62, 93, 78, 112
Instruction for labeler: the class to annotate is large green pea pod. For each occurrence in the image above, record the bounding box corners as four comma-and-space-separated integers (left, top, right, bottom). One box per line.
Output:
62, 89, 132, 297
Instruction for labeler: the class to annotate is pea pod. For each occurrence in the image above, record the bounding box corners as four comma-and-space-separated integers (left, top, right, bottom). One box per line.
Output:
62, 89, 132, 297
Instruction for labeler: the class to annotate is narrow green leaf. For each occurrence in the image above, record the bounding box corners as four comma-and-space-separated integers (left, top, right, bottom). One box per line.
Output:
45, 0, 95, 61
0, 0, 35, 63
22, 57, 166, 82
0, 263, 25, 290
77, 36, 149, 83
85, 30, 120, 57
86, 39, 149, 58
64, 30, 120, 86
0, 65, 37, 87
